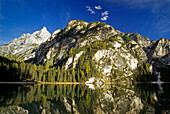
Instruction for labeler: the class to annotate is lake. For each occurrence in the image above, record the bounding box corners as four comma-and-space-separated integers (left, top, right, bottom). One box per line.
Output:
0, 83, 170, 114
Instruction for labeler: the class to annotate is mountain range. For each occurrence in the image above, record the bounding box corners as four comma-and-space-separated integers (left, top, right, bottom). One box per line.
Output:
0, 20, 169, 82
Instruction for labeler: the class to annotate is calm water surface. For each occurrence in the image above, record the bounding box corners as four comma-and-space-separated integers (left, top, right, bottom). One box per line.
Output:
0, 83, 170, 114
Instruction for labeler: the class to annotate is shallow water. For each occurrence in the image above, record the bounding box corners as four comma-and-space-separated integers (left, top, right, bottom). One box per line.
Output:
0, 83, 170, 114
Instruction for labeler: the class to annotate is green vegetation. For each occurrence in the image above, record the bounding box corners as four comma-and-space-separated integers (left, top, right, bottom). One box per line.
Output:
133, 62, 153, 82
0, 35, 154, 83
0, 84, 100, 114
0, 26, 155, 83
0, 56, 84, 82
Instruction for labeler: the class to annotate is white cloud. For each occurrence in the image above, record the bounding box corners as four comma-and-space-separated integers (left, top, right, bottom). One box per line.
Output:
104, 0, 170, 12
86, 6, 95, 14
101, 11, 109, 16
101, 16, 108, 21
101, 11, 109, 21
95, 5, 102, 10
86, 5, 109, 21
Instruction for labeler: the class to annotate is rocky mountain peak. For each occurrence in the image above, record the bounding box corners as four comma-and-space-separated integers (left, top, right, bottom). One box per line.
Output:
0, 27, 51, 60
67, 20, 88, 27
0, 20, 170, 82
63, 20, 88, 34
41, 26, 47, 31
152, 38, 170, 58
127, 33, 151, 48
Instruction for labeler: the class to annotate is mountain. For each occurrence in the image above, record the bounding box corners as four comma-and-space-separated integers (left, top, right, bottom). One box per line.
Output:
0, 27, 51, 60
0, 20, 169, 82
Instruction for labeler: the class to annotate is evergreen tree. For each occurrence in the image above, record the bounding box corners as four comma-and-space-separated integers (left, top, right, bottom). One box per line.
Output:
72, 69, 76, 82
103, 41, 107, 49
45, 62, 49, 71
37, 65, 44, 81
57, 66, 60, 81
64, 71, 67, 82
77, 69, 80, 82
19, 61, 25, 80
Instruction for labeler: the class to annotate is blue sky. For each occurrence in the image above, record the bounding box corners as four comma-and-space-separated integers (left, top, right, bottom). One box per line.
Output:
0, 0, 170, 45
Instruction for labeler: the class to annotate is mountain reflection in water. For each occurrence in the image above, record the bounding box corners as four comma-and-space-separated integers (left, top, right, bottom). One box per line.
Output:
0, 83, 170, 114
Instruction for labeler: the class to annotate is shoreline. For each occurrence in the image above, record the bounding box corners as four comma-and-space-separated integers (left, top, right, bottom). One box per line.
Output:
0, 82, 37, 84
0, 81, 170, 85
39, 82, 84, 84
0, 82, 84, 85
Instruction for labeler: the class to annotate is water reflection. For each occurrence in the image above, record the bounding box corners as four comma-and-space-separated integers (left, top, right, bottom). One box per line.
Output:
0, 83, 170, 113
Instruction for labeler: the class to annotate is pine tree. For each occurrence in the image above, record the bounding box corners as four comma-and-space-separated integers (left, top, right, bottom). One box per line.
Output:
37, 65, 44, 81
33, 64, 38, 80
77, 69, 80, 82
103, 41, 107, 49
80, 70, 85, 81
19, 61, 25, 80
72, 69, 76, 82
57, 66, 60, 81
45, 62, 49, 71
69, 48, 73, 55
59, 69, 63, 82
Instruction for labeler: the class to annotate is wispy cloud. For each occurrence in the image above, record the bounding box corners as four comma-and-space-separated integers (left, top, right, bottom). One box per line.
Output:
101, 16, 108, 21
104, 0, 170, 35
101, 11, 108, 16
86, 5, 109, 21
156, 16, 170, 35
104, 0, 170, 13
86, 6, 95, 14
101, 11, 109, 21
95, 5, 102, 10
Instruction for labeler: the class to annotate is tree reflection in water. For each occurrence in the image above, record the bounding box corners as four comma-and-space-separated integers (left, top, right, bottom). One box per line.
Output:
0, 83, 170, 113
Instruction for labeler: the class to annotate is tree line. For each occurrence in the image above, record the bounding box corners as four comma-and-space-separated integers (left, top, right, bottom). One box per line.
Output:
0, 55, 99, 82
0, 84, 100, 114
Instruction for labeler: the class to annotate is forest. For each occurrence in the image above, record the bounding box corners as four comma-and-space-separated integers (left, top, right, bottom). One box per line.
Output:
0, 55, 153, 83
0, 37, 153, 82
0, 55, 100, 82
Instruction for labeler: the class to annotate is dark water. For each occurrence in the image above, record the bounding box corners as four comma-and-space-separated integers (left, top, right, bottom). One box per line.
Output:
0, 83, 170, 114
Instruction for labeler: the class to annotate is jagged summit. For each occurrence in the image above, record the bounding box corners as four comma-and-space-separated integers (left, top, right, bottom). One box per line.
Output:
0, 20, 169, 81
33, 20, 151, 78
0, 27, 51, 60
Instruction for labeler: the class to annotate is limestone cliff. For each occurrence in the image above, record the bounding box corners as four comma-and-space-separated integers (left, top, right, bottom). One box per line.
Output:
32, 20, 149, 80
0, 27, 51, 60
0, 20, 169, 82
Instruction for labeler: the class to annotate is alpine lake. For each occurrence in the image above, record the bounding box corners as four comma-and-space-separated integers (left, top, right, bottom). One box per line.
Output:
0, 81, 170, 114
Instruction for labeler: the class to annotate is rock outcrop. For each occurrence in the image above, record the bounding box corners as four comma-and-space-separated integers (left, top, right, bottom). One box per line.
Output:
0, 27, 51, 60
0, 20, 169, 82
32, 20, 150, 80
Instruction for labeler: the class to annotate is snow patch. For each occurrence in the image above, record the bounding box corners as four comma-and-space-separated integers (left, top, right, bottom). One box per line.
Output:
80, 40, 88, 47
113, 42, 122, 48
102, 65, 112, 76
73, 51, 84, 68
65, 57, 73, 69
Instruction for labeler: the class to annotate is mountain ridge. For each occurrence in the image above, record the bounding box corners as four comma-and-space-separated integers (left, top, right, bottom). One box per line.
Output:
0, 20, 170, 82
0, 27, 51, 60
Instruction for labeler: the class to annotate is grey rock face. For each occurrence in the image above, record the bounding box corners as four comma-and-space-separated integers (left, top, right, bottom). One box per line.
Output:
0, 20, 169, 81
33, 20, 147, 78
127, 33, 151, 48
127, 33, 170, 75
0, 27, 51, 60
149, 39, 170, 74
28, 20, 170, 80
152, 38, 170, 58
